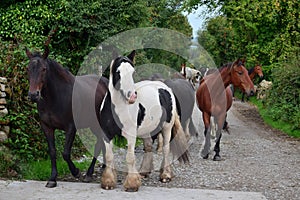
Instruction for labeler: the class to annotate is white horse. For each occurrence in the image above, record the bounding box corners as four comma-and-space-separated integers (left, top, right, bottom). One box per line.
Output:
99, 50, 189, 192
180, 64, 201, 87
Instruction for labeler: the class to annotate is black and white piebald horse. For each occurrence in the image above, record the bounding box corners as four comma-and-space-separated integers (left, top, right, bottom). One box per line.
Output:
99, 50, 189, 192
148, 75, 199, 152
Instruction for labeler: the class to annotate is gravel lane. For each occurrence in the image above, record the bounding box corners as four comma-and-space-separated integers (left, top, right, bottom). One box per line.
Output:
62, 101, 299, 200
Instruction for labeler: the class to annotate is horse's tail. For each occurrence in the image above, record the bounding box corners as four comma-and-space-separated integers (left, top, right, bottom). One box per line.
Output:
170, 112, 190, 164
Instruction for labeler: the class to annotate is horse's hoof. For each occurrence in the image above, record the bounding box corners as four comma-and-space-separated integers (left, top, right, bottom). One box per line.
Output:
160, 177, 171, 183
45, 181, 57, 188
83, 175, 93, 183
202, 154, 209, 159
140, 172, 150, 179
213, 155, 222, 161
74, 169, 81, 179
101, 184, 115, 190
124, 187, 139, 192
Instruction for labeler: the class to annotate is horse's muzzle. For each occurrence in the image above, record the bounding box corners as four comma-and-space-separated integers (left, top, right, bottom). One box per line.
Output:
28, 91, 41, 102
128, 91, 137, 104
246, 89, 255, 97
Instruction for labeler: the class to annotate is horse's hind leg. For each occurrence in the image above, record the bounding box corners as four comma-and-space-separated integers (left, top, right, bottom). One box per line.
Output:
160, 127, 173, 183
84, 134, 105, 182
139, 137, 153, 178
188, 117, 198, 137
42, 123, 57, 188
156, 133, 163, 153
62, 127, 80, 178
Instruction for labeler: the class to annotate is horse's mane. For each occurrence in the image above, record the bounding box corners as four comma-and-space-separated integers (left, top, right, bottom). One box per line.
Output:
218, 62, 233, 72
32, 52, 74, 81
219, 60, 244, 72
248, 67, 254, 75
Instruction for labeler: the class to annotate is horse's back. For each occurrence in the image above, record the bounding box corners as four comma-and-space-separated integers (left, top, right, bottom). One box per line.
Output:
164, 79, 195, 121
72, 75, 108, 129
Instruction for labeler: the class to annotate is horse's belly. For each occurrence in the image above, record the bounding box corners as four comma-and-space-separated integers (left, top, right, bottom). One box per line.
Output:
137, 104, 163, 137
135, 82, 167, 137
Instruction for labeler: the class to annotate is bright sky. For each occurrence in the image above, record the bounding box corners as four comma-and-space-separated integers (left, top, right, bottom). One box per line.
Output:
185, 6, 206, 38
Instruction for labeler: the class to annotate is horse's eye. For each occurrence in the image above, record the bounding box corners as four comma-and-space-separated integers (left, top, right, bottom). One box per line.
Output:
238, 71, 243, 75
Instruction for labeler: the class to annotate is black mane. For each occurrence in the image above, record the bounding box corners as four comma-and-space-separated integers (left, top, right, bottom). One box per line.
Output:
248, 67, 254, 75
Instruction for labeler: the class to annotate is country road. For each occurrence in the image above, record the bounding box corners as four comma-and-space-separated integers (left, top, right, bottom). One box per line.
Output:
0, 100, 299, 200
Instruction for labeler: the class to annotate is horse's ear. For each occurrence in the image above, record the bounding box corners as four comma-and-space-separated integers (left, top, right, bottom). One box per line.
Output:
42, 27, 57, 59
127, 50, 136, 63
42, 46, 50, 59
26, 47, 33, 59
235, 58, 245, 66
241, 58, 246, 64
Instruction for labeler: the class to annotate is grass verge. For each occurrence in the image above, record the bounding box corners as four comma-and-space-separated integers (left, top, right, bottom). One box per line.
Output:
236, 92, 300, 138
20, 158, 91, 181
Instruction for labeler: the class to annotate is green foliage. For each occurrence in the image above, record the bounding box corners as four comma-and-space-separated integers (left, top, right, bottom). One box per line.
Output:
20, 158, 91, 180
0, 145, 20, 178
0, 0, 193, 168
187, 0, 299, 136
265, 59, 300, 133
198, 16, 236, 66
0, 41, 48, 160
251, 97, 300, 138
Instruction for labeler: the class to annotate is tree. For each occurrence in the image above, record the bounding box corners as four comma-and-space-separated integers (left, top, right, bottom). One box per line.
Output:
0, 0, 193, 161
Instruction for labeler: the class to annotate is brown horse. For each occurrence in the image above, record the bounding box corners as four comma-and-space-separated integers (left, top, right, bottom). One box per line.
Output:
26, 46, 108, 188
196, 59, 254, 161
249, 64, 263, 81
241, 64, 263, 101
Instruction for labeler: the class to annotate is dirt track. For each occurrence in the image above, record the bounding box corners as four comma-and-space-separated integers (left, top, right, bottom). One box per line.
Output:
75, 100, 299, 200
18, 100, 299, 200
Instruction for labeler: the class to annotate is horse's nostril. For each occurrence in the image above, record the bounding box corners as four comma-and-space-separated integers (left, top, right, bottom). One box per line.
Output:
135, 91, 137, 95
250, 90, 254, 96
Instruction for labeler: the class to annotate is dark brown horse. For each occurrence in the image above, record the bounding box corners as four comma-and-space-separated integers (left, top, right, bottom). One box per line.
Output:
196, 59, 254, 161
26, 46, 108, 188
241, 64, 263, 101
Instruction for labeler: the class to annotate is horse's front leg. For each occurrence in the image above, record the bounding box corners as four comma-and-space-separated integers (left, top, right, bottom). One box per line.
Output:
213, 116, 225, 161
41, 123, 57, 188
123, 133, 141, 192
101, 139, 117, 190
84, 133, 106, 182
62, 125, 80, 178
201, 112, 211, 159
140, 137, 153, 178
160, 128, 173, 183
241, 92, 245, 102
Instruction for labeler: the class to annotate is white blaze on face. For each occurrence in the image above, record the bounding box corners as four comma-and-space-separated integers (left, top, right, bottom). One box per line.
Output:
118, 62, 136, 103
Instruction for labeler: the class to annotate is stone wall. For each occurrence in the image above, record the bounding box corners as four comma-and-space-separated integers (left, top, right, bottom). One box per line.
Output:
0, 77, 9, 142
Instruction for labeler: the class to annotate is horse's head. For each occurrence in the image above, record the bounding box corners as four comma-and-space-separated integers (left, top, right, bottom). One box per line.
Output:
254, 65, 264, 79
26, 48, 49, 102
110, 50, 137, 104
230, 59, 255, 97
